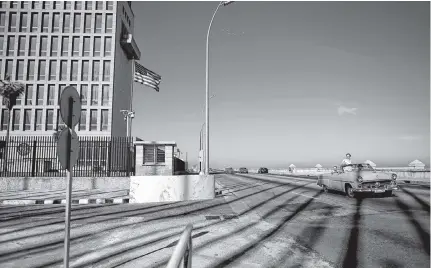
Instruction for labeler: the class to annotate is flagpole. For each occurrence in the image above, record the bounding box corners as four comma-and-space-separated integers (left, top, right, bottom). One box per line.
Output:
129, 58, 135, 139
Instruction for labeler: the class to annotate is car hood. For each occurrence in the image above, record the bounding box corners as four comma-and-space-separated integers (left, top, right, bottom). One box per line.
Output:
360, 171, 392, 182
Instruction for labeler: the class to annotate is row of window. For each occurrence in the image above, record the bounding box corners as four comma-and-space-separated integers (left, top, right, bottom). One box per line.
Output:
2, 59, 112, 82
1, 1, 114, 11
0, 12, 114, 34
0, 35, 113, 58
0, 108, 110, 132
3, 84, 111, 108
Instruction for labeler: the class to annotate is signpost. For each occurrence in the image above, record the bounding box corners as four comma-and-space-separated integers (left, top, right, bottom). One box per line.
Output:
57, 86, 81, 268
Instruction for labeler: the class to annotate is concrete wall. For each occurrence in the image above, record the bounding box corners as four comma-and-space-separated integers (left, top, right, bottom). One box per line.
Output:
138, 165, 173, 176
391, 171, 431, 180
375, 168, 429, 171
248, 168, 332, 175
0, 176, 130, 192
129, 175, 215, 203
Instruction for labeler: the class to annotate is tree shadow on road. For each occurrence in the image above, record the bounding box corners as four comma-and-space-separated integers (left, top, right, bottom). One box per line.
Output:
1, 180, 313, 267
0, 184, 287, 256
67, 184, 312, 268
400, 187, 430, 214
0, 183, 288, 238
77, 186, 312, 268
230, 182, 273, 193
394, 197, 430, 256
272, 205, 336, 268
198, 192, 323, 268
339, 197, 363, 268
379, 259, 403, 268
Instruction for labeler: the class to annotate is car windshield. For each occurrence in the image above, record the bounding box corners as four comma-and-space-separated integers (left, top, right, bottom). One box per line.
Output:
352, 164, 374, 171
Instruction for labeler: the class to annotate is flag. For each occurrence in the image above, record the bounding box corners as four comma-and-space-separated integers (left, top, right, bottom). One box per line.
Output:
134, 61, 162, 92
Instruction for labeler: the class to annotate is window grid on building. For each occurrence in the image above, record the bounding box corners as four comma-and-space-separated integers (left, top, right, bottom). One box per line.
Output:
46, 109, 54, 130
23, 109, 31, 131
1, 109, 8, 131
12, 109, 20, 130
34, 109, 42, 130
0, 1, 120, 135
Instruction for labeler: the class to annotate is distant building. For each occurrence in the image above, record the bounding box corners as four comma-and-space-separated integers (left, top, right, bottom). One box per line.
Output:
289, 164, 296, 172
408, 160, 425, 170
315, 164, 322, 171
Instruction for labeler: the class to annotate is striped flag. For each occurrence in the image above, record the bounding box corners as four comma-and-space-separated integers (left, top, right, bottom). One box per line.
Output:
134, 61, 162, 92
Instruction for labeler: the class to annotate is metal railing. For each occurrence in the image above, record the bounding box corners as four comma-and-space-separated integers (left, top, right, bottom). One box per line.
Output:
166, 224, 193, 268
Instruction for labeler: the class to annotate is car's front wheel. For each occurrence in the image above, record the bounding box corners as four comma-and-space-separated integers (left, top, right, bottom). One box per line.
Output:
345, 185, 355, 198
384, 190, 393, 197
322, 185, 328, 193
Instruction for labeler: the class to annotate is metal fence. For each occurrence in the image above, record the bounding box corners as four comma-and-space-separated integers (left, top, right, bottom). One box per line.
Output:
0, 136, 135, 177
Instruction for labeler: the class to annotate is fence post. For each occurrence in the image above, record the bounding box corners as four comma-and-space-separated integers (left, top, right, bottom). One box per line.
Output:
31, 139, 37, 177
126, 137, 130, 177
133, 142, 136, 176
107, 138, 112, 177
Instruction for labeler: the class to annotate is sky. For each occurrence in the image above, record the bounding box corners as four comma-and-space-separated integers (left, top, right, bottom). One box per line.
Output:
131, 1, 430, 169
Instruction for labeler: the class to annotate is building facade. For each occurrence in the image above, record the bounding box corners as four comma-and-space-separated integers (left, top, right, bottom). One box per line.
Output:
0, 0, 140, 137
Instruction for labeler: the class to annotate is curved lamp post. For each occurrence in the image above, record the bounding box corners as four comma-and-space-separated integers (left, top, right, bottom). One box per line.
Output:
200, 95, 215, 175
205, 1, 234, 175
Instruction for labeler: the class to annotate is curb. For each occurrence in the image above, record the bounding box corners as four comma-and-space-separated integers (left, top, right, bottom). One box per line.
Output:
0, 198, 130, 205
215, 181, 224, 196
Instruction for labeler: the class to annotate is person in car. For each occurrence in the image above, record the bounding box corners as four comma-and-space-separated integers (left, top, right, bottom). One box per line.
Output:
340, 153, 353, 172
332, 165, 338, 174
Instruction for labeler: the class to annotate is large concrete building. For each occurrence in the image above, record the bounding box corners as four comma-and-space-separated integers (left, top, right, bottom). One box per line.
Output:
0, 0, 140, 137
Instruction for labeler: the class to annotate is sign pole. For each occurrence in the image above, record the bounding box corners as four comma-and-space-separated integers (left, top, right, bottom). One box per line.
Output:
57, 87, 81, 268
64, 169, 72, 267
64, 96, 74, 268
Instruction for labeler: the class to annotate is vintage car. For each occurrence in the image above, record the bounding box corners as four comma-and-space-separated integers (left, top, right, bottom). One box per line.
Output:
317, 163, 399, 198
239, 167, 248, 174
258, 167, 269, 174
225, 167, 235, 174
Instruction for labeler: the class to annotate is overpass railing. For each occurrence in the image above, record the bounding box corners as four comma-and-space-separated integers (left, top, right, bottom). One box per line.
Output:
166, 224, 193, 268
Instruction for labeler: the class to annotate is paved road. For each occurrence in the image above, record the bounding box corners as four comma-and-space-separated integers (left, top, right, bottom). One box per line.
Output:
0, 174, 429, 267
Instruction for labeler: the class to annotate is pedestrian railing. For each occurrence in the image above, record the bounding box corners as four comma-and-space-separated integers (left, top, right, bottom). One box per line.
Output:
166, 224, 193, 268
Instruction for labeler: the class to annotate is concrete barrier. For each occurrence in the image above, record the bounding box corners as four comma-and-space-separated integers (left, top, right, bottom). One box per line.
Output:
0, 176, 130, 192
249, 168, 430, 184
129, 175, 215, 203
391, 170, 430, 183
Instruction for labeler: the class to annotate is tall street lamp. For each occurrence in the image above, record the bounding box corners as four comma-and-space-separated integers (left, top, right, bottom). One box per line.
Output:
205, 1, 234, 175
200, 95, 215, 175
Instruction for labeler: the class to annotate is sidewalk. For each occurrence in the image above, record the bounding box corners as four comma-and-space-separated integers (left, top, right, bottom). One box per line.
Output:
0, 189, 130, 205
